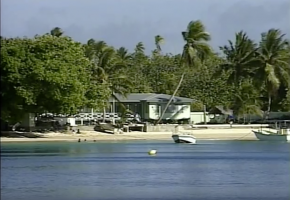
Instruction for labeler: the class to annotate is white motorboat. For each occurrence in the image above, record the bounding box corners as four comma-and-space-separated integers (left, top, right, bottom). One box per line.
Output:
172, 134, 197, 144
252, 120, 290, 142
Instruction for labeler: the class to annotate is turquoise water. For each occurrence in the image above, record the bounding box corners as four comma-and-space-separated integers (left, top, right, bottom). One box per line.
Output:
1, 140, 290, 200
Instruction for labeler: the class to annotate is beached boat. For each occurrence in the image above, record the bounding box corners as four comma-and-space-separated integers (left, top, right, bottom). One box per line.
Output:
252, 121, 290, 141
172, 134, 196, 144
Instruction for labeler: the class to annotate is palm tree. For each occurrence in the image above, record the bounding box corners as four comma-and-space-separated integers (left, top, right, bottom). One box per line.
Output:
150, 35, 165, 92
216, 31, 262, 118
116, 47, 132, 62
181, 20, 212, 65
50, 27, 63, 37
153, 35, 164, 55
255, 29, 290, 118
218, 31, 259, 85
84, 39, 133, 122
231, 80, 263, 123
134, 42, 145, 55
155, 20, 212, 125
131, 42, 151, 92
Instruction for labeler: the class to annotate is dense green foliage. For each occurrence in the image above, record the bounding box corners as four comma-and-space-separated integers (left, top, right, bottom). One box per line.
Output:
1, 21, 290, 123
1, 34, 111, 122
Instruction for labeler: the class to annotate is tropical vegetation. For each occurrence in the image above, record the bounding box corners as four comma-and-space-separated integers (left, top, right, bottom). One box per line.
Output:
1, 22, 290, 124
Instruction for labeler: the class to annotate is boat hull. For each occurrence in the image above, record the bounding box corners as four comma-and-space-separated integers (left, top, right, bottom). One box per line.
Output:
172, 134, 196, 144
252, 130, 290, 141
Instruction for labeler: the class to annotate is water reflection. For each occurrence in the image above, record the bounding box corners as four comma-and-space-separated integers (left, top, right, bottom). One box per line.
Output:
1, 141, 290, 200
1, 142, 131, 156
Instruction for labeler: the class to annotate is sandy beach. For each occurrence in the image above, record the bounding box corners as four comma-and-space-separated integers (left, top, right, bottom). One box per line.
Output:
0, 128, 258, 142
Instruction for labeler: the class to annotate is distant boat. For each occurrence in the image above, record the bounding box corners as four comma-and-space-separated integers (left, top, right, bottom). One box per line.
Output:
172, 134, 196, 144
252, 129, 290, 141
252, 120, 290, 142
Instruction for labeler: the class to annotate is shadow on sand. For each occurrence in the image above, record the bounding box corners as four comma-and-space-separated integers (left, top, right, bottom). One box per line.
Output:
1, 131, 46, 138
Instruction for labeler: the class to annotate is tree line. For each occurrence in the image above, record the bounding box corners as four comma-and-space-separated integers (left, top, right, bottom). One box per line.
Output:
1, 20, 290, 123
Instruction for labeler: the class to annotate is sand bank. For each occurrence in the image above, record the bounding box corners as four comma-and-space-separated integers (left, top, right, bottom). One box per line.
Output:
0, 128, 258, 143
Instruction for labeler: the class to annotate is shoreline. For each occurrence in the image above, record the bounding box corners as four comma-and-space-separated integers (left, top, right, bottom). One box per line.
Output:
0, 128, 258, 143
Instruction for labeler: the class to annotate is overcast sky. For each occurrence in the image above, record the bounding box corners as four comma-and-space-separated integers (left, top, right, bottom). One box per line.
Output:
1, 0, 289, 54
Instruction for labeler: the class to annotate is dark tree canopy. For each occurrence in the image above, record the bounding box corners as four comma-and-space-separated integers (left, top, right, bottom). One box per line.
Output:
1, 35, 110, 122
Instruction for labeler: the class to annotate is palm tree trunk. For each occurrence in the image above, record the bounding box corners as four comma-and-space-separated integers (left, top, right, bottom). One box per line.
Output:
265, 95, 272, 120
103, 106, 106, 123
154, 72, 185, 125
203, 104, 207, 124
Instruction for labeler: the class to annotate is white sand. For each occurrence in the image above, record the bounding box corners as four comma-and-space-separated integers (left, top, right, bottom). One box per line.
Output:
0, 128, 258, 142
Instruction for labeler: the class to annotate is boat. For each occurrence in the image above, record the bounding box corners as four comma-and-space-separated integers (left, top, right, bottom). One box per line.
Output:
252, 129, 290, 141
252, 120, 290, 141
172, 134, 197, 144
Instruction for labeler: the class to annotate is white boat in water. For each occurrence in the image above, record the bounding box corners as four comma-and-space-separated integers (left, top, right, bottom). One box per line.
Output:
172, 134, 197, 144
252, 120, 290, 141
252, 129, 290, 141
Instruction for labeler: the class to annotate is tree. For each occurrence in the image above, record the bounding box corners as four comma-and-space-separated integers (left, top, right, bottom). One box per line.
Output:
2, 24, 290, 124
215, 31, 264, 118
153, 35, 164, 55
180, 54, 234, 109
181, 20, 212, 65
255, 29, 290, 117
130, 42, 152, 93
116, 47, 132, 62
134, 42, 145, 54
231, 80, 263, 123
84, 39, 133, 121
155, 20, 212, 124
281, 89, 290, 111
144, 35, 180, 94
218, 31, 259, 85
1, 35, 110, 122
50, 27, 64, 37
147, 54, 181, 94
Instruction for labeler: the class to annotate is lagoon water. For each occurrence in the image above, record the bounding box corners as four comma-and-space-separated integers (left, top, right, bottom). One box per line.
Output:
1, 140, 290, 200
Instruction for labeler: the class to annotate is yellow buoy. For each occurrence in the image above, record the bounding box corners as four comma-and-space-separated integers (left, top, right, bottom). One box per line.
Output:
148, 149, 157, 155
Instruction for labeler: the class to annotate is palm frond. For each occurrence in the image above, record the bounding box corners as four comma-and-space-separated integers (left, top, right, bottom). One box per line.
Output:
134, 42, 145, 54
154, 35, 164, 52
116, 47, 132, 61
50, 27, 63, 37
218, 31, 259, 84
256, 28, 290, 95
184, 20, 211, 41
181, 20, 212, 67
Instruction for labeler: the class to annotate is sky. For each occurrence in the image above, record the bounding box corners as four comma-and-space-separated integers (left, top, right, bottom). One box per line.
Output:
1, 0, 290, 54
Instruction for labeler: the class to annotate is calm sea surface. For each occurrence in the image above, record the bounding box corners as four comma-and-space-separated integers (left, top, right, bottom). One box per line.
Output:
1, 140, 289, 200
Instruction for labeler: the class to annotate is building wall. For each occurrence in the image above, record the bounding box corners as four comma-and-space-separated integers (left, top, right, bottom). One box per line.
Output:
77, 102, 192, 121
147, 103, 191, 120
190, 112, 210, 124
79, 103, 141, 113
115, 103, 142, 114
